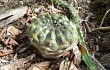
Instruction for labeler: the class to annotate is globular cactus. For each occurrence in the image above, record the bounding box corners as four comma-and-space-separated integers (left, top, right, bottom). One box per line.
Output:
28, 13, 78, 58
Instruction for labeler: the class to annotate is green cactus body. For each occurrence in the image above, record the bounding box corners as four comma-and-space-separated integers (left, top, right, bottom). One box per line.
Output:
28, 13, 78, 58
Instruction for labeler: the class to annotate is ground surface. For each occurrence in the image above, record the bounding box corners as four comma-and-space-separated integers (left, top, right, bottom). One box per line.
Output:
0, 0, 110, 70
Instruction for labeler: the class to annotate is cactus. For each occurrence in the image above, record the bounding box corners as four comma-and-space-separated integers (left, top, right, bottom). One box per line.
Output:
28, 13, 78, 58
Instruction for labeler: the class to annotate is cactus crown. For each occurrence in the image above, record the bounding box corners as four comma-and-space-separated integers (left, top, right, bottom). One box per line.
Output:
28, 13, 78, 57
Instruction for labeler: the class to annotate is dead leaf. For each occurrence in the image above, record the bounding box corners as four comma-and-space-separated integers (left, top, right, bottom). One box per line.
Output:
72, 46, 81, 65
3, 38, 18, 49
59, 60, 78, 70
0, 28, 7, 39
59, 59, 71, 70
0, 50, 13, 56
34, 6, 44, 13
27, 61, 50, 70
69, 62, 78, 70
4, 38, 10, 45
33, 66, 41, 70
7, 45, 13, 49
27, 64, 44, 70
78, 43, 86, 55
27, 7, 32, 16
35, 61, 50, 70
0, 54, 35, 70
8, 38, 18, 45
7, 26, 22, 37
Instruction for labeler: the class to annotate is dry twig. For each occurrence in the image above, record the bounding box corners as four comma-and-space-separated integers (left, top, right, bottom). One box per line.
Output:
100, 9, 110, 27
91, 26, 110, 31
